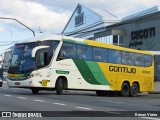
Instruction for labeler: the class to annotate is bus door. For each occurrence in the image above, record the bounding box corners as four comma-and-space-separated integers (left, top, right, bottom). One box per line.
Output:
36, 49, 52, 88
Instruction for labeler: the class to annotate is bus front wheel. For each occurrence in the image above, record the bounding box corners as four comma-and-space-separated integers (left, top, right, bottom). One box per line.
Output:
121, 82, 130, 97
31, 88, 39, 94
55, 78, 63, 95
130, 83, 139, 97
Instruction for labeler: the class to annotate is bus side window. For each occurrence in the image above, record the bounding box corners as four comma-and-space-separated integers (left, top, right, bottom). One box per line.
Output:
77, 44, 92, 60
93, 47, 106, 62
134, 53, 144, 66
122, 51, 134, 65
144, 55, 152, 67
58, 42, 76, 60
108, 49, 121, 64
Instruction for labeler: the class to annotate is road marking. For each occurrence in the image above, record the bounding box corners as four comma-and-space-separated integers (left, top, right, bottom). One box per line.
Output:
75, 106, 93, 110
101, 100, 123, 104
53, 103, 66, 106
101, 100, 150, 107
141, 117, 160, 120
4, 95, 12, 97
34, 99, 46, 103
17, 97, 27, 100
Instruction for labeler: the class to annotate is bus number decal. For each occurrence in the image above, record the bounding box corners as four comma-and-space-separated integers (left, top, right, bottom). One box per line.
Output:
40, 80, 50, 87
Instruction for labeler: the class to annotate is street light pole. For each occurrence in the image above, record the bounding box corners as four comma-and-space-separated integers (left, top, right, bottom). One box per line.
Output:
0, 17, 35, 37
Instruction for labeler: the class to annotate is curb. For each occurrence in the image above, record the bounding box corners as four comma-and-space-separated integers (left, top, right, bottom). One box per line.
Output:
149, 91, 160, 94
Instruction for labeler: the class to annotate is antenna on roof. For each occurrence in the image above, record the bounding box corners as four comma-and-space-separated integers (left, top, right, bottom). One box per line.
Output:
102, 9, 118, 18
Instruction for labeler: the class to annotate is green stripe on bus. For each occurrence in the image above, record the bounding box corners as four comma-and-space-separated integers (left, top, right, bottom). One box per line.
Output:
86, 61, 111, 85
73, 60, 111, 85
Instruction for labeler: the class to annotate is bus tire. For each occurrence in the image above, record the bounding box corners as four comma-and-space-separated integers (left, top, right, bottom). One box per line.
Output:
31, 88, 39, 94
130, 83, 139, 97
56, 78, 63, 95
121, 82, 130, 97
0, 82, 2, 87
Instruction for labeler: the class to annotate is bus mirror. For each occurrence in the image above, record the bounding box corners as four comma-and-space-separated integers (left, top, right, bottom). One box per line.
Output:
32, 46, 49, 58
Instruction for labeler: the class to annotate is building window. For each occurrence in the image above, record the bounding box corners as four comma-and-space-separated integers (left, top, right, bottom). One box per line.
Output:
119, 35, 125, 46
113, 35, 118, 44
95, 35, 125, 46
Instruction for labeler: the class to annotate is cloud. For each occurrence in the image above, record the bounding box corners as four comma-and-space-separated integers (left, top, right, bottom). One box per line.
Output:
0, 0, 159, 34
0, 27, 6, 32
0, 0, 71, 33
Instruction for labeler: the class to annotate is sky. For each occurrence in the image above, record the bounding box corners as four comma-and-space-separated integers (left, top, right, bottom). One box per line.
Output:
0, 0, 160, 54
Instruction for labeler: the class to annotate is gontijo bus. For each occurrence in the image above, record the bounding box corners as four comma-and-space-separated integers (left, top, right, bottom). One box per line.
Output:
7, 35, 154, 97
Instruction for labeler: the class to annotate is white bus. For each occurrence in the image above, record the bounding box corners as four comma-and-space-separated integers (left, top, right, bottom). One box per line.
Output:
2, 49, 12, 81
7, 35, 154, 96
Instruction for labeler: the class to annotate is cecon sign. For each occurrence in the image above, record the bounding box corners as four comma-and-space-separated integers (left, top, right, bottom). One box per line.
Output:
131, 27, 155, 40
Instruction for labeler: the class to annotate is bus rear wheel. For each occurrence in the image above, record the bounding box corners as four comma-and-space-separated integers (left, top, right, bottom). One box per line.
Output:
31, 88, 39, 94
55, 78, 63, 95
121, 82, 130, 97
130, 83, 139, 97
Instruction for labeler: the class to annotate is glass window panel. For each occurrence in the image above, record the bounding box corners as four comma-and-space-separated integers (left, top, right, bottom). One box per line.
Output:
60, 42, 76, 59
134, 53, 144, 66
108, 49, 121, 64
77, 44, 92, 60
113, 35, 118, 44
122, 51, 134, 65
119, 35, 125, 44
93, 47, 107, 62
144, 55, 152, 67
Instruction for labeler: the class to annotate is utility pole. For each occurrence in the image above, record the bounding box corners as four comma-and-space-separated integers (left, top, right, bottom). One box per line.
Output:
0, 17, 35, 37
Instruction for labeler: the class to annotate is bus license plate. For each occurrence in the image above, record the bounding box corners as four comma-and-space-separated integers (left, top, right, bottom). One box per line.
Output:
15, 82, 20, 85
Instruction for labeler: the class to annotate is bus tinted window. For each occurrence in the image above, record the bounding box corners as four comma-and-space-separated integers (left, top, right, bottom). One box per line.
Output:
144, 55, 152, 67
122, 51, 134, 65
134, 53, 144, 66
93, 47, 107, 62
108, 49, 121, 64
77, 44, 92, 60
59, 42, 76, 59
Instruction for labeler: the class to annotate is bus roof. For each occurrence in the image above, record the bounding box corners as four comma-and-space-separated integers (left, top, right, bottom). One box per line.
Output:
147, 51, 160, 55
15, 34, 152, 55
15, 35, 86, 44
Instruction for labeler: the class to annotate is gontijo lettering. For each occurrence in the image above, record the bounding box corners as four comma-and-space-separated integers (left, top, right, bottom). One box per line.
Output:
109, 66, 136, 74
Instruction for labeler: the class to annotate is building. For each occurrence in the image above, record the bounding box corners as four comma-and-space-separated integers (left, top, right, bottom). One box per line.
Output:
62, 4, 160, 86
62, 4, 123, 46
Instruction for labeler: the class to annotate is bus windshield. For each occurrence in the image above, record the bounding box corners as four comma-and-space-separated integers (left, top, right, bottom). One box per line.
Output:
9, 42, 38, 73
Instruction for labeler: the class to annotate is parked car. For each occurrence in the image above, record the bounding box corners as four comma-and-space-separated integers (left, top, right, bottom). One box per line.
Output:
0, 77, 2, 87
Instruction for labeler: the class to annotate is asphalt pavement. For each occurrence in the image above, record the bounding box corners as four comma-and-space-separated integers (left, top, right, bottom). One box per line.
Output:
0, 82, 160, 120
